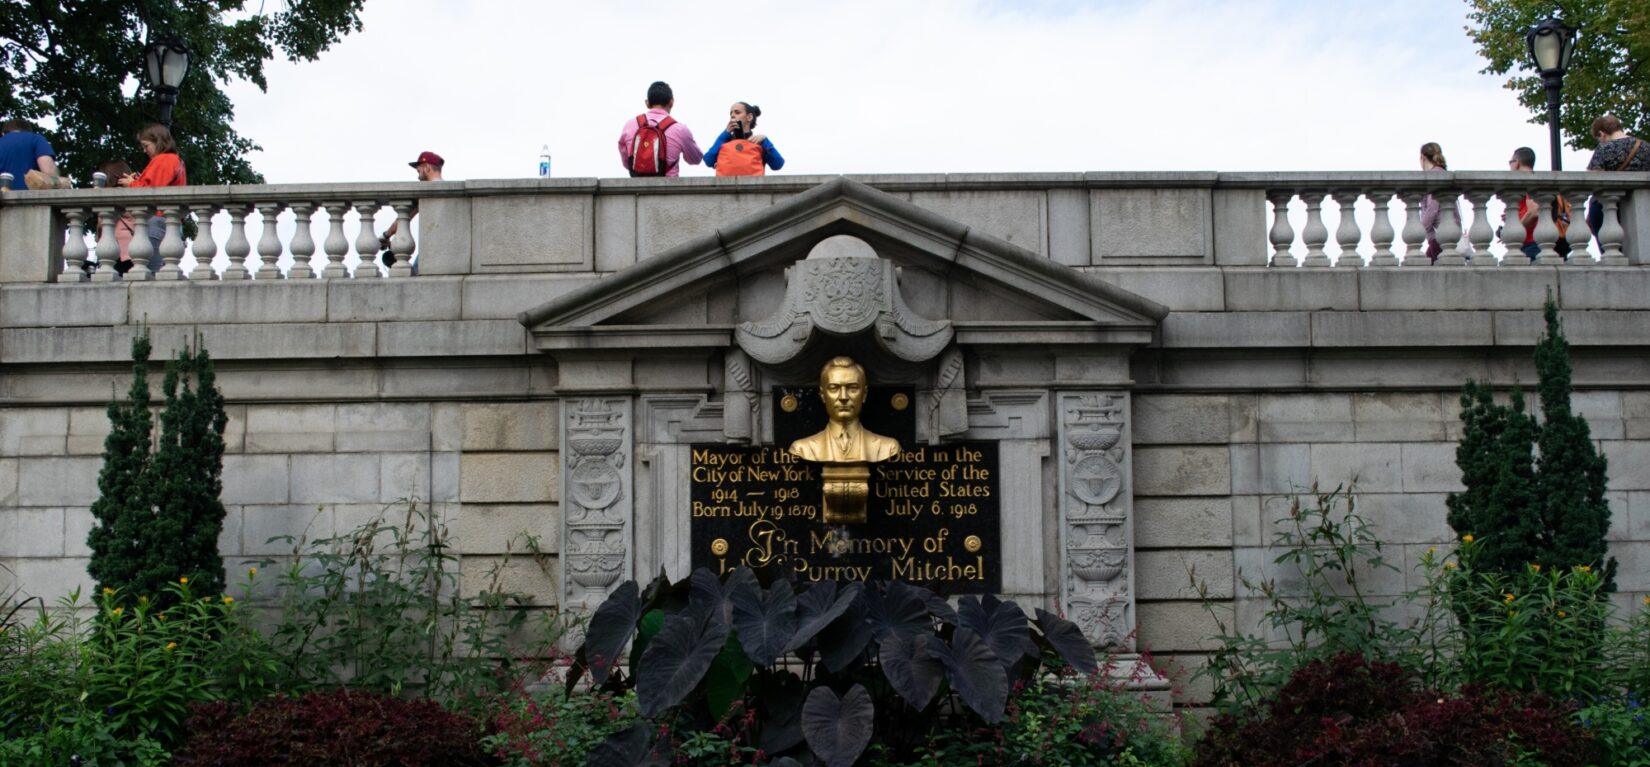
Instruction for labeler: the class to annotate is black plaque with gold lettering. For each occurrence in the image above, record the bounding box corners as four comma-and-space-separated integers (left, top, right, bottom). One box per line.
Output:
689, 387, 1000, 592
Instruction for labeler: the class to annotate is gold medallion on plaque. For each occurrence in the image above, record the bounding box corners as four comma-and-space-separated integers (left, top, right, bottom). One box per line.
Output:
780, 394, 799, 413
711, 538, 730, 556
964, 535, 983, 553
890, 392, 909, 411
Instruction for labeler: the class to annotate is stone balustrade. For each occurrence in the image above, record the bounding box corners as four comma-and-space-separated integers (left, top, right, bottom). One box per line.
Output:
3, 172, 1647, 285
1232, 172, 1647, 267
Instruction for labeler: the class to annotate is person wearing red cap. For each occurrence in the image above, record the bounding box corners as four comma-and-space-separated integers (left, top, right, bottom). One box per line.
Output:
379, 151, 444, 271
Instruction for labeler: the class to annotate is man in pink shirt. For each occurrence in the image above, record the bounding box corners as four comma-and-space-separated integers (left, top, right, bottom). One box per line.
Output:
617, 81, 702, 177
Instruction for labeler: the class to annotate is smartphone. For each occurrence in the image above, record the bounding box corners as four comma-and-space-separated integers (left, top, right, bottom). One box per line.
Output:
731, 122, 747, 140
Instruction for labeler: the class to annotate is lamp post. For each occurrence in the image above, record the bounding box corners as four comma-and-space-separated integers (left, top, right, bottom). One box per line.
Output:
1525, 17, 1576, 171
142, 35, 191, 128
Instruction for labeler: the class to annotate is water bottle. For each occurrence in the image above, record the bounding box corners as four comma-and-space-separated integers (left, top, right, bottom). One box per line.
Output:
538, 145, 551, 178
92, 172, 108, 188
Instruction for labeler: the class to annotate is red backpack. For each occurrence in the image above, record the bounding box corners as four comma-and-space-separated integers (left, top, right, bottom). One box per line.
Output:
627, 114, 676, 176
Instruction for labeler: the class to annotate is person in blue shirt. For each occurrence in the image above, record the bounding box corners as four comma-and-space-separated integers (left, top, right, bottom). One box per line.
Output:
0, 119, 59, 190
705, 102, 784, 176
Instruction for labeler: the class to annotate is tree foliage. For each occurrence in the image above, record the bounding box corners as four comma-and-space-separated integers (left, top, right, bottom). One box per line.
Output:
0, 1, 365, 185
88, 331, 230, 604
1466, 0, 1650, 150
1446, 296, 1616, 589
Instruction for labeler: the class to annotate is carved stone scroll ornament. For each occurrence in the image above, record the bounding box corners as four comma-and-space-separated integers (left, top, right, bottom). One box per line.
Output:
1057, 392, 1134, 650
928, 346, 968, 442
736, 235, 952, 366
723, 348, 759, 443
562, 398, 633, 612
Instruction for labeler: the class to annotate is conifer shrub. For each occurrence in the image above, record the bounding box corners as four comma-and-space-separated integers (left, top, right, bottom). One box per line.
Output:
1446, 296, 1616, 589
87, 332, 230, 605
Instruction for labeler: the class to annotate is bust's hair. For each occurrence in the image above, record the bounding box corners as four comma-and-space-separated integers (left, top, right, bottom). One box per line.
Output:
819, 356, 865, 387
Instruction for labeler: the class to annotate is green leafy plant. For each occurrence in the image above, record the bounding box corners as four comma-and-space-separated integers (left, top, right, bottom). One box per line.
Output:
88, 332, 230, 606
1448, 296, 1616, 589
262, 500, 551, 710
0, 708, 169, 767
1196, 483, 1435, 712
571, 567, 1105, 766
482, 686, 638, 767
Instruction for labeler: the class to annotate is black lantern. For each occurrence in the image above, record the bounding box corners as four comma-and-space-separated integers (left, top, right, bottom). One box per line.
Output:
1524, 17, 1577, 171
142, 35, 191, 128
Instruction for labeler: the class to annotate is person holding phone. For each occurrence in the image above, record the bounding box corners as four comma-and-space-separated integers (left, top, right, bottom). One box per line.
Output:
704, 102, 784, 177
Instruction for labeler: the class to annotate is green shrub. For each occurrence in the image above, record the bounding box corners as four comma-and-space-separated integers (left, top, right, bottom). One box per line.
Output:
0, 579, 271, 751
482, 686, 638, 767
0, 709, 169, 767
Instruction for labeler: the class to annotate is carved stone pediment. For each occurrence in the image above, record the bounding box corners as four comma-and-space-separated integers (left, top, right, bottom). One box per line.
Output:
517, 178, 1167, 352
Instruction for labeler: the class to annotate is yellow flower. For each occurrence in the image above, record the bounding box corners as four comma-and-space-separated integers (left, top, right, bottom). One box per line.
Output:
221, 596, 234, 605
1461, 534, 1474, 543
111, 607, 123, 616
1577, 565, 1592, 574
1642, 595, 1649, 606
1529, 564, 1541, 573
248, 567, 258, 578
138, 595, 148, 605
1427, 546, 1437, 555
1444, 562, 1458, 571
1504, 593, 1515, 603
165, 642, 177, 651
101, 587, 114, 596
1508, 610, 1517, 618
1558, 610, 1568, 618
178, 577, 189, 584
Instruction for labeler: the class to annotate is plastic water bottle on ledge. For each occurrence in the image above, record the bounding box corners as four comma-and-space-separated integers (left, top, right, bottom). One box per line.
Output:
538, 145, 551, 178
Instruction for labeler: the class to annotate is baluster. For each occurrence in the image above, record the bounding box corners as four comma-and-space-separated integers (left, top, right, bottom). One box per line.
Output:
1433, 189, 1464, 266
288, 203, 317, 279
387, 201, 416, 278
1266, 191, 1296, 267
1299, 191, 1330, 267
156, 208, 186, 279
60, 208, 89, 282
1332, 191, 1363, 267
353, 201, 383, 278
190, 205, 220, 280
127, 205, 156, 280
1562, 193, 1591, 265
1366, 191, 1396, 267
222, 205, 252, 280
1498, 189, 1530, 266
1465, 191, 1493, 266
1596, 192, 1627, 265
1530, 190, 1562, 264
90, 206, 120, 282
1399, 192, 1427, 266
254, 203, 285, 279
321, 202, 350, 278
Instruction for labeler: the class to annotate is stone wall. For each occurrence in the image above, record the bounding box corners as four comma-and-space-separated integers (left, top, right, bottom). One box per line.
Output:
2, 174, 1648, 707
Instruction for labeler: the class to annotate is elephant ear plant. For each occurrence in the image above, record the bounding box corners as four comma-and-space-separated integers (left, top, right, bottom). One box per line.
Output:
569, 566, 1098, 767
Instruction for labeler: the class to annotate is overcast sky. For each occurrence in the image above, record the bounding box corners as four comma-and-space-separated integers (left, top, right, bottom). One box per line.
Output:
218, 0, 1593, 184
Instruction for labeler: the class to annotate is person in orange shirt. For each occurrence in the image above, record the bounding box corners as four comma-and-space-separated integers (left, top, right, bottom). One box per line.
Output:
704, 102, 785, 177
117, 124, 187, 272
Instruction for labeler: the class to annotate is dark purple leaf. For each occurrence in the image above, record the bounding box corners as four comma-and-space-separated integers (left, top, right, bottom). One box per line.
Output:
957, 595, 1036, 673
817, 598, 873, 673
689, 567, 730, 625
878, 634, 944, 710
786, 581, 861, 652
928, 629, 1008, 723
579, 580, 640, 686
636, 611, 730, 716
583, 722, 668, 767
802, 684, 875, 767
730, 574, 798, 667
755, 672, 807, 754
866, 580, 930, 642
925, 593, 958, 625
1035, 608, 1098, 675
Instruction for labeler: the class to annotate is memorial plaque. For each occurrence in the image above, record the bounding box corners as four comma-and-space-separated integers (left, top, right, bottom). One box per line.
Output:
690, 386, 1000, 592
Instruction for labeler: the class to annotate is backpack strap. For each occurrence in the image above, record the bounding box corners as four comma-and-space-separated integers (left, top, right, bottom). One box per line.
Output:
1614, 139, 1643, 171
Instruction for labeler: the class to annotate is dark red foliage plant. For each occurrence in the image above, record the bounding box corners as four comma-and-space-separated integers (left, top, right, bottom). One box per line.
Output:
1193, 652, 1597, 767
173, 688, 494, 767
